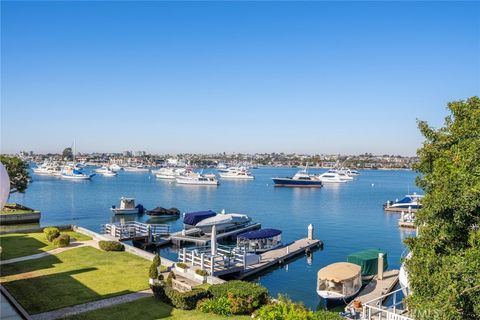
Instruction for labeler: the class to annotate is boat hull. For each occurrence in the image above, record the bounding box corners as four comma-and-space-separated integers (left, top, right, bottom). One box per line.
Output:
219, 174, 254, 180
61, 174, 93, 180
317, 289, 360, 308
175, 179, 219, 185
272, 178, 323, 188
110, 208, 139, 215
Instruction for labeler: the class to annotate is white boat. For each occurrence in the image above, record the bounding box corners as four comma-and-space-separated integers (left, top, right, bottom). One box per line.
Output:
109, 164, 122, 172
61, 165, 94, 180
218, 167, 254, 180
385, 194, 424, 210
175, 172, 219, 185
95, 166, 118, 176
195, 212, 251, 234
154, 167, 187, 180
236, 228, 282, 253
272, 169, 323, 187
399, 252, 412, 296
110, 197, 143, 214
32, 162, 62, 176
317, 262, 362, 307
123, 165, 150, 172
327, 169, 353, 181
315, 172, 347, 183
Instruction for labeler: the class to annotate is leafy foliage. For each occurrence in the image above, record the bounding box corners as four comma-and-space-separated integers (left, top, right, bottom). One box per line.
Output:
164, 287, 210, 310
152, 253, 161, 267
62, 147, 73, 161
254, 295, 342, 320
0, 156, 30, 193
195, 269, 208, 276
405, 96, 480, 319
98, 240, 125, 252
43, 227, 60, 242
53, 234, 70, 247
149, 263, 159, 279
208, 280, 269, 314
166, 271, 176, 287
175, 262, 187, 269
197, 296, 231, 316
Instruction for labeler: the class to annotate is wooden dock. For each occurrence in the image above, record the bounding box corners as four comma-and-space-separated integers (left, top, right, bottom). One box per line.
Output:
347, 269, 399, 311
384, 207, 418, 213
169, 223, 262, 246
398, 221, 415, 228
238, 238, 322, 279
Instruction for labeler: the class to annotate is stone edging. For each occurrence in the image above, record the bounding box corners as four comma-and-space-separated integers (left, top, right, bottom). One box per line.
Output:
0, 284, 32, 320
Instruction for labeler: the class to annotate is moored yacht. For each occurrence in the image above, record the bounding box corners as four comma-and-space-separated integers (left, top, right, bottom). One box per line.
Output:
315, 172, 346, 183
385, 193, 424, 210
327, 169, 353, 181
61, 165, 94, 180
32, 162, 62, 176
154, 167, 187, 180
108, 164, 122, 172
272, 169, 323, 187
317, 262, 362, 307
175, 172, 219, 185
236, 228, 283, 253
218, 167, 254, 180
123, 165, 150, 172
195, 212, 251, 234
110, 197, 144, 215
96, 166, 117, 176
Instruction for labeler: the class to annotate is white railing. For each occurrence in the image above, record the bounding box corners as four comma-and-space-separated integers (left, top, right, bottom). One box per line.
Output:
101, 222, 169, 240
362, 288, 413, 320
177, 246, 248, 275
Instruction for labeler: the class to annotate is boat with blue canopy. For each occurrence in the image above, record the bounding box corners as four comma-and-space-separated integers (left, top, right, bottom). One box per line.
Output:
236, 228, 283, 253
183, 210, 217, 228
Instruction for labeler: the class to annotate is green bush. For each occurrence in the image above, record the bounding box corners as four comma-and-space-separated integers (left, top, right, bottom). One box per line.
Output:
198, 296, 231, 316
164, 287, 210, 310
176, 262, 187, 269
149, 263, 159, 279
98, 240, 125, 251
43, 227, 60, 242
151, 283, 169, 302
153, 254, 161, 267
52, 234, 70, 247
254, 296, 342, 320
208, 280, 269, 314
166, 271, 175, 287
195, 269, 208, 276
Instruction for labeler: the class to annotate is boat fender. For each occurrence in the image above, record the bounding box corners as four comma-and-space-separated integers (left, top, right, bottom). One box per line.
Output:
111, 205, 116, 209
136, 204, 145, 214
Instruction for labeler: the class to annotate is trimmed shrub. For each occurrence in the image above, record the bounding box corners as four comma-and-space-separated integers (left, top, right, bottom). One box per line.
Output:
197, 296, 231, 316
175, 262, 187, 269
43, 227, 60, 242
151, 283, 169, 302
149, 263, 159, 279
153, 254, 161, 267
53, 234, 70, 247
164, 287, 210, 310
208, 280, 269, 314
166, 271, 176, 287
195, 269, 208, 276
98, 240, 125, 251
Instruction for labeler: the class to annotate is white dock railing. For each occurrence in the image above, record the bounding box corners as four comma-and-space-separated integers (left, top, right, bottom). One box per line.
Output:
362, 288, 413, 320
177, 245, 247, 275
101, 221, 169, 241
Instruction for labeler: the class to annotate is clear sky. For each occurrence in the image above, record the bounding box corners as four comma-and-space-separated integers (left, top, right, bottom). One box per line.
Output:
1, 1, 479, 156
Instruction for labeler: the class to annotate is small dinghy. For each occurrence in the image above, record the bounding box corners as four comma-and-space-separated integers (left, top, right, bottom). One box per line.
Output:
146, 207, 180, 217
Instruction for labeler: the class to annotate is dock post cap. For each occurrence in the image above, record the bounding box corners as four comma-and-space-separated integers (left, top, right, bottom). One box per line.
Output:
308, 224, 314, 240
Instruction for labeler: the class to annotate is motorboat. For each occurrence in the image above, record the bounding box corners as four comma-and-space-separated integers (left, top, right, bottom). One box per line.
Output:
154, 167, 187, 180
183, 210, 217, 229
96, 166, 117, 176
218, 167, 254, 180
175, 172, 219, 185
327, 169, 353, 181
317, 262, 362, 307
347, 249, 388, 281
123, 165, 150, 172
236, 228, 283, 253
385, 193, 424, 210
110, 197, 144, 215
315, 172, 346, 184
32, 162, 62, 176
61, 165, 94, 180
146, 207, 180, 218
272, 169, 323, 187
399, 252, 412, 296
109, 164, 122, 172
195, 212, 251, 234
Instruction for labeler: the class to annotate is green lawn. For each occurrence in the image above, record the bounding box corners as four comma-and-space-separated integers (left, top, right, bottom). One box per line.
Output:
0, 231, 92, 260
0, 246, 151, 314
62, 297, 251, 320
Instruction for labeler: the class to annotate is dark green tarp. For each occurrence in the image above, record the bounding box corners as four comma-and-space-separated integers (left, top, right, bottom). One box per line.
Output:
347, 249, 388, 277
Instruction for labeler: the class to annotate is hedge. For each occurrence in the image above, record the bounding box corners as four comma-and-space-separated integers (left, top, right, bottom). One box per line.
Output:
43, 227, 60, 242
53, 234, 70, 247
197, 297, 231, 316
98, 240, 125, 251
149, 264, 159, 279
164, 287, 210, 310
153, 254, 161, 267
151, 283, 169, 302
208, 280, 269, 314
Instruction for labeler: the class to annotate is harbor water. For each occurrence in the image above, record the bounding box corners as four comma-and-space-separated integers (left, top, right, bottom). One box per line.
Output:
8, 167, 419, 309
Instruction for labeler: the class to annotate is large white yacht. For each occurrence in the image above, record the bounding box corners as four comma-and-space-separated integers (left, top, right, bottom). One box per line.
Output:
123, 165, 150, 172
218, 167, 254, 180
327, 169, 353, 181
195, 212, 251, 234
154, 167, 187, 180
61, 165, 94, 180
175, 172, 219, 185
32, 162, 62, 176
315, 172, 346, 183
95, 166, 117, 176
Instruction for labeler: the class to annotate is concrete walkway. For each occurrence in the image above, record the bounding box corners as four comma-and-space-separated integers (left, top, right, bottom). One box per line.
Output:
31, 289, 153, 320
0, 240, 98, 265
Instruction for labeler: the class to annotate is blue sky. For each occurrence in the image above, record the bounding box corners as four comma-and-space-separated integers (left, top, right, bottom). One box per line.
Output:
1, 1, 479, 155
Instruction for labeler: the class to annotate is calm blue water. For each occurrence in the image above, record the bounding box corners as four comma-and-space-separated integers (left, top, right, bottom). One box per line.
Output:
9, 167, 419, 309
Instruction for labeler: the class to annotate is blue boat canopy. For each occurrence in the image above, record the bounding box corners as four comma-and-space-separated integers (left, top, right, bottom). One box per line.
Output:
183, 210, 216, 225
238, 228, 282, 240
397, 196, 413, 204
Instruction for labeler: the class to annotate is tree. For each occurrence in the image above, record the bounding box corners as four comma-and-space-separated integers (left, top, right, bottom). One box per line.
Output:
0, 156, 30, 193
404, 96, 480, 320
62, 147, 73, 161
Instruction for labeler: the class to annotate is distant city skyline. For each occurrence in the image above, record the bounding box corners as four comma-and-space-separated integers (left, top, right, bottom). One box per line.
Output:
1, 1, 479, 156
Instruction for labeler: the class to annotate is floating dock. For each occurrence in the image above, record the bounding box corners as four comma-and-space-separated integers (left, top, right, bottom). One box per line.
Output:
398, 221, 415, 228
169, 223, 262, 246
346, 269, 399, 311
384, 207, 418, 213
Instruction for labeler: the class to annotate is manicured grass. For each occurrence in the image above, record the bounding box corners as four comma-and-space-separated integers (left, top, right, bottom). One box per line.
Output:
62, 297, 251, 320
0, 246, 151, 314
0, 231, 92, 260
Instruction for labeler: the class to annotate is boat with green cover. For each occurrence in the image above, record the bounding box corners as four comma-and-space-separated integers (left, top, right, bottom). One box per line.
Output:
347, 248, 388, 280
